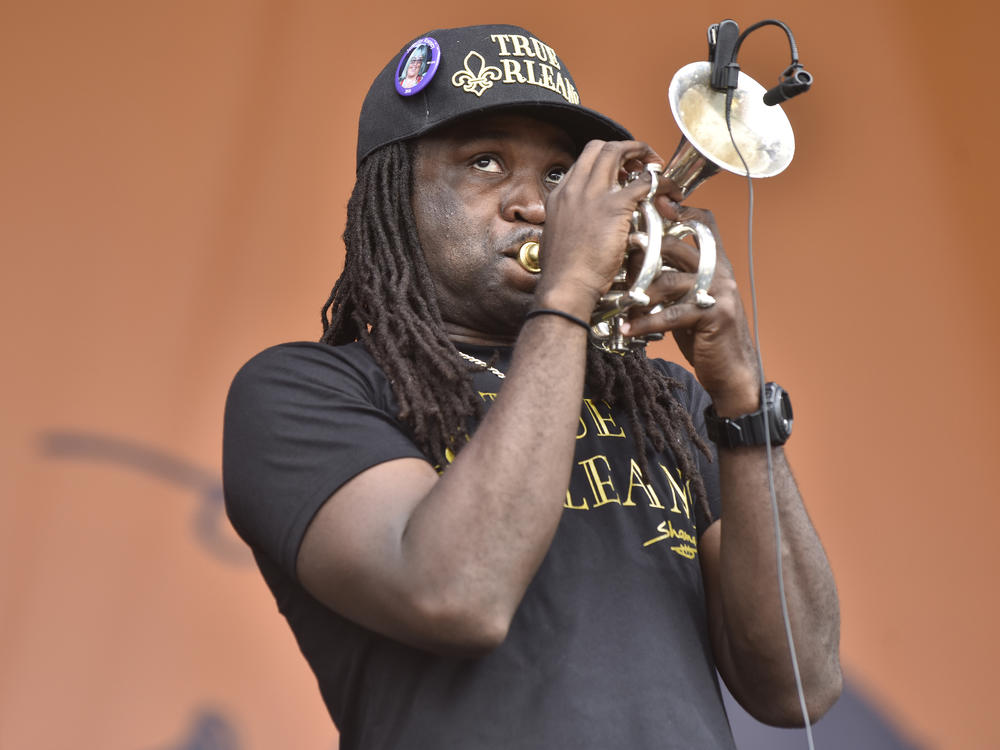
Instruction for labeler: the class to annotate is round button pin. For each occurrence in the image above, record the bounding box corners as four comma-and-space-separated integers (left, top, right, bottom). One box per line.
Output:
395, 37, 440, 96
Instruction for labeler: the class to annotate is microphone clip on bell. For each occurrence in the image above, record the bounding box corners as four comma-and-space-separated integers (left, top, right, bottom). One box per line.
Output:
708, 19, 741, 92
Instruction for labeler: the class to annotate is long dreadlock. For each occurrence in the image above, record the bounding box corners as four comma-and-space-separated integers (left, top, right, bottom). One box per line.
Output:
321, 141, 713, 522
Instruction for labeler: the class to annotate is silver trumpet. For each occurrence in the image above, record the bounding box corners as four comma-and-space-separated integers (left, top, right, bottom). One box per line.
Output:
518, 61, 797, 352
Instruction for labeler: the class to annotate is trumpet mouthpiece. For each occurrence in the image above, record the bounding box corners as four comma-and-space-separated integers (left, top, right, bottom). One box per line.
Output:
518, 241, 541, 273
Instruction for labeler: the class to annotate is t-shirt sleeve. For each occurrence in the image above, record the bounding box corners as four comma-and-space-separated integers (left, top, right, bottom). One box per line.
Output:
222, 342, 427, 580
650, 360, 722, 535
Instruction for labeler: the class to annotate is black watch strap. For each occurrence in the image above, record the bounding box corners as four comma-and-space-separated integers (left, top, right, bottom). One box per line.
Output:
704, 382, 793, 448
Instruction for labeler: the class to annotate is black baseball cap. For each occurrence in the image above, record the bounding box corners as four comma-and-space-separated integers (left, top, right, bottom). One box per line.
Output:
356, 24, 631, 168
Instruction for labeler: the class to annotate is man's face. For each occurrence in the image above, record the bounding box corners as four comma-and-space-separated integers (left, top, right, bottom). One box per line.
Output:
411, 113, 576, 340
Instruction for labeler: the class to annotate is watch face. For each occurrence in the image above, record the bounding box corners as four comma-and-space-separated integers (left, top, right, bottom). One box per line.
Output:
766, 383, 793, 441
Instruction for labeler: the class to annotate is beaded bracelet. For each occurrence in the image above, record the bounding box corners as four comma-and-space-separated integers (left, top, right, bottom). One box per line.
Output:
524, 307, 591, 331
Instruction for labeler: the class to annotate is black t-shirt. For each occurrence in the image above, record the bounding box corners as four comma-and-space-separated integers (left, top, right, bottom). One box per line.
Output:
223, 341, 736, 749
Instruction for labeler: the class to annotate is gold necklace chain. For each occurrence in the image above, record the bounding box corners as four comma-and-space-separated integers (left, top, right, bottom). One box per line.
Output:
458, 351, 506, 380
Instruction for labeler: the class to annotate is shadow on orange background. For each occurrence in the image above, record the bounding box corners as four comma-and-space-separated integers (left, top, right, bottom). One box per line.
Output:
2, 2, 996, 748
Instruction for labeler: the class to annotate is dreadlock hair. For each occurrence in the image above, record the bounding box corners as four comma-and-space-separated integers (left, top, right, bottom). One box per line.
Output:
321, 141, 483, 465
321, 140, 713, 523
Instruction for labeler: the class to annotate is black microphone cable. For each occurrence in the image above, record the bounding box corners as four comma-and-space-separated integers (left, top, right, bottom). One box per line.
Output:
716, 18, 817, 750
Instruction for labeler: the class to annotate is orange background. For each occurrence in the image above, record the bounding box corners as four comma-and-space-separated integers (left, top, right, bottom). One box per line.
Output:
2, 2, 996, 748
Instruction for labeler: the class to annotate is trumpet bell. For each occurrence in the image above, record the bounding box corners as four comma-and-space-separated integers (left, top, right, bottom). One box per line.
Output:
666, 61, 795, 196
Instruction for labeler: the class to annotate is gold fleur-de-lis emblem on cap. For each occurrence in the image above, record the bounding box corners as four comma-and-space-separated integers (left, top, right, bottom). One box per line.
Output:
451, 50, 502, 97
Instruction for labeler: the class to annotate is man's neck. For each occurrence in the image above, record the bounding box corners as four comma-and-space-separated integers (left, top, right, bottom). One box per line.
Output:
444, 322, 518, 348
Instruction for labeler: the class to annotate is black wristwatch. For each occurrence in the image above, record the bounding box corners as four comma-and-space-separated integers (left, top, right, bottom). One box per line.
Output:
704, 382, 793, 448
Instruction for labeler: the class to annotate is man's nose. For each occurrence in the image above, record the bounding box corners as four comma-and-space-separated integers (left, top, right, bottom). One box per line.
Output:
501, 174, 546, 224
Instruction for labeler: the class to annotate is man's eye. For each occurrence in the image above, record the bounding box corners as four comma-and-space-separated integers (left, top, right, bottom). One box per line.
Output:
545, 166, 568, 185
472, 156, 502, 173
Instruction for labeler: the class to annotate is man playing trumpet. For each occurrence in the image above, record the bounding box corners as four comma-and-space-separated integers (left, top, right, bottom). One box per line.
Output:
223, 23, 841, 748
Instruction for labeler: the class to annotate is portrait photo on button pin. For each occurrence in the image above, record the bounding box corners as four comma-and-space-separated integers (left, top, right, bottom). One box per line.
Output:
395, 37, 440, 96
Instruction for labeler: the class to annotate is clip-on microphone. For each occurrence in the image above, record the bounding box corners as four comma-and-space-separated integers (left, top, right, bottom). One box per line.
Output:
708, 18, 813, 106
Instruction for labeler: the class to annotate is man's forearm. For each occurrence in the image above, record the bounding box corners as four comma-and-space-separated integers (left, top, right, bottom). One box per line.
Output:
710, 446, 842, 724
398, 314, 591, 647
